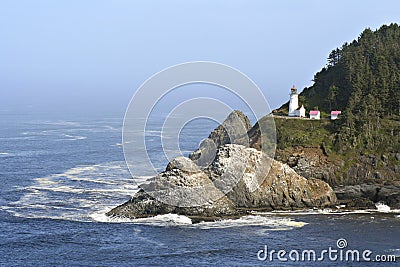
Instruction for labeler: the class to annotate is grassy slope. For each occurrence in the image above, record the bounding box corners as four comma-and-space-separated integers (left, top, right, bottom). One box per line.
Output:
273, 115, 399, 186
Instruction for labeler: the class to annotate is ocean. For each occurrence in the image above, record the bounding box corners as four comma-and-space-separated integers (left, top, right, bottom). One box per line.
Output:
1, 111, 399, 266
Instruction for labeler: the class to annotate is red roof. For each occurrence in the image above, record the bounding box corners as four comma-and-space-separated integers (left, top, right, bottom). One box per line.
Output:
331, 111, 342, 115
310, 110, 320, 115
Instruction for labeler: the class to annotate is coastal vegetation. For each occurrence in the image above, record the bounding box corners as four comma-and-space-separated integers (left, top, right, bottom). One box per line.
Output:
274, 23, 400, 185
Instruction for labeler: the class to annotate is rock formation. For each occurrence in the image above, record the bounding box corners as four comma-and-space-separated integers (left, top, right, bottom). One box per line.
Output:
189, 110, 252, 167
107, 143, 336, 221
334, 183, 400, 209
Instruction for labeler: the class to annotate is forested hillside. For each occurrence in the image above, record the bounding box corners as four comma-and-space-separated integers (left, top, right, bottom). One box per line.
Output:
273, 23, 400, 185
277, 23, 400, 155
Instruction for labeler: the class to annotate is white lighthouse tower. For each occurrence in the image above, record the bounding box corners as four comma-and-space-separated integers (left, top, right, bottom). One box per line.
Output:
288, 85, 299, 116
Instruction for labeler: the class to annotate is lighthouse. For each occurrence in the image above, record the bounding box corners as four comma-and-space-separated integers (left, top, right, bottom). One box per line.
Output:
288, 85, 299, 116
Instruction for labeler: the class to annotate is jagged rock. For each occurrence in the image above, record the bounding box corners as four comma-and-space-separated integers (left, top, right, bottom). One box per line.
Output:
107, 158, 238, 220
334, 183, 400, 209
272, 145, 398, 191
188, 138, 217, 167
347, 164, 368, 180
377, 185, 400, 209
385, 194, 400, 209
208, 145, 335, 210
275, 147, 338, 184
189, 110, 252, 167
341, 197, 376, 209
108, 144, 337, 221
334, 184, 380, 200
395, 153, 400, 161
207, 110, 252, 148
107, 189, 238, 222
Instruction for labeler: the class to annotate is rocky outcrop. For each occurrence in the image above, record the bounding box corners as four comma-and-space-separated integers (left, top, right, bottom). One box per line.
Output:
207, 145, 336, 210
334, 183, 400, 209
107, 144, 336, 221
189, 110, 252, 167
107, 156, 238, 222
275, 147, 339, 184
275, 149, 400, 208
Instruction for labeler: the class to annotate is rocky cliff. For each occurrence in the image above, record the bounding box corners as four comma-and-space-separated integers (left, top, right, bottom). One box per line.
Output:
259, 117, 400, 209
108, 144, 336, 221
271, 24, 400, 207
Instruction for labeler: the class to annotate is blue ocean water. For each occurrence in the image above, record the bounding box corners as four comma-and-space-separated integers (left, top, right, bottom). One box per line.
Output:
1, 112, 399, 266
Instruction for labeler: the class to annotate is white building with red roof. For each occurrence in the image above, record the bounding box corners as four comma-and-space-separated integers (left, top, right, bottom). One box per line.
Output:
331, 110, 342, 120
309, 110, 320, 120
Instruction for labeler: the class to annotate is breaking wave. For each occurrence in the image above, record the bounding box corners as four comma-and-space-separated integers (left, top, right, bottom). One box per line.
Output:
1, 161, 139, 222
91, 212, 307, 230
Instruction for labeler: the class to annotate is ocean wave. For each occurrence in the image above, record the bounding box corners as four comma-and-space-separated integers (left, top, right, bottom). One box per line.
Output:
195, 215, 307, 230
145, 130, 161, 137
90, 211, 191, 225
2, 161, 136, 222
133, 214, 193, 226
92, 213, 307, 230
18, 121, 120, 141
89, 209, 134, 223
58, 134, 87, 141
252, 204, 400, 216
103, 125, 120, 131
0, 136, 34, 140
41, 120, 81, 126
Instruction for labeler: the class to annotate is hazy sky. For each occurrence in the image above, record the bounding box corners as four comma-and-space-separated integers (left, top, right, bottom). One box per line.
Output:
1, 0, 399, 117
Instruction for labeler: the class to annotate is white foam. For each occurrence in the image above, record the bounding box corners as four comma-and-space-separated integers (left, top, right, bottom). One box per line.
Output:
42, 121, 81, 126
195, 215, 307, 230
90, 208, 135, 223
3, 161, 136, 222
59, 134, 87, 141
90, 212, 193, 226
91, 213, 307, 230
145, 130, 161, 137
133, 214, 193, 226
0, 152, 9, 155
376, 203, 392, 213
0, 136, 34, 140
103, 125, 119, 131
253, 208, 373, 216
